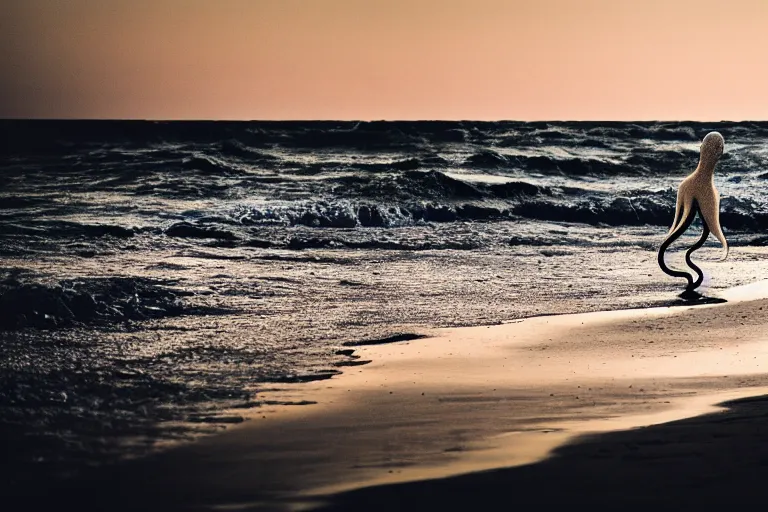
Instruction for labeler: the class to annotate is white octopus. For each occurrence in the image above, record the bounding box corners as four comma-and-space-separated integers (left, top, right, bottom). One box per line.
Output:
657, 131, 729, 292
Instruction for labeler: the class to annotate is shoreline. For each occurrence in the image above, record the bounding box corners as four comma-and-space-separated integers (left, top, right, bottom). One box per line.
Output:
285, 279, 768, 500
20, 279, 768, 511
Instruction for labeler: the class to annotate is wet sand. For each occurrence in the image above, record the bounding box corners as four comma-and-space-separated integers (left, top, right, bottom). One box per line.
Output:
14, 281, 768, 511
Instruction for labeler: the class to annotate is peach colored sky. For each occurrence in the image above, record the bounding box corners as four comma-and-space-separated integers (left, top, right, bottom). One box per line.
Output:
2, 0, 768, 120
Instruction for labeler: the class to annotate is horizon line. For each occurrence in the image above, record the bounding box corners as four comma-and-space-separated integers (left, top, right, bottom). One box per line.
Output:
2, 117, 767, 123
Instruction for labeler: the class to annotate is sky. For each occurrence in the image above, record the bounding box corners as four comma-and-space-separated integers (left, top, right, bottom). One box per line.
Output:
2, 0, 768, 120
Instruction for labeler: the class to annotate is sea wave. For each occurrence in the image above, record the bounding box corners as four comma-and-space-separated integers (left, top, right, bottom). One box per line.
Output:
226, 188, 766, 232
0, 276, 226, 330
3, 119, 768, 240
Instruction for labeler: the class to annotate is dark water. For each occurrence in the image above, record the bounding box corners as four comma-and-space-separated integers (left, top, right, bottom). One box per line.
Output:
2, 120, 768, 485
3, 120, 768, 253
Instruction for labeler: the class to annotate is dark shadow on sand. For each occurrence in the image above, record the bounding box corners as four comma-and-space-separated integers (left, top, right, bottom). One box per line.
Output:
5, 394, 768, 510
314, 394, 768, 509
669, 289, 728, 307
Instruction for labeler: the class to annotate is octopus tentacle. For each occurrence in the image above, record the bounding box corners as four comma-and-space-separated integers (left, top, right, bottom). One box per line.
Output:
669, 193, 694, 236
668, 187, 686, 235
658, 131, 728, 293
684, 203, 711, 291
697, 193, 728, 261
657, 203, 698, 289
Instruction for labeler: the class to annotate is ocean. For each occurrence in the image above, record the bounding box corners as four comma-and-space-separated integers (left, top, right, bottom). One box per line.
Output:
2, 120, 768, 478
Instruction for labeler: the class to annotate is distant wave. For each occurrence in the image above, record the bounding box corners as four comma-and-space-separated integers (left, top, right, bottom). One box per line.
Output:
463, 149, 710, 177
219, 139, 279, 162
228, 198, 763, 232
3, 119, 768, 242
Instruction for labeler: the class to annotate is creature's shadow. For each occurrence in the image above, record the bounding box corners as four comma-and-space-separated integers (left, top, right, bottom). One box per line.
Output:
670, 289, 728, 306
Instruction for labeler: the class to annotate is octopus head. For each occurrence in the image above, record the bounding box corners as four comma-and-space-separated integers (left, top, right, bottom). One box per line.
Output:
699, 131, 724, 168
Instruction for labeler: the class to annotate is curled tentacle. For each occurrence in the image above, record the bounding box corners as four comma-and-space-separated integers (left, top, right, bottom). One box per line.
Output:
684, 205, 711, 291
657, 203, 698, 289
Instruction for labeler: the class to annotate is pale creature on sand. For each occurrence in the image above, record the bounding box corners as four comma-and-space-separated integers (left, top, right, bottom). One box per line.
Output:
657, 131, 728, 293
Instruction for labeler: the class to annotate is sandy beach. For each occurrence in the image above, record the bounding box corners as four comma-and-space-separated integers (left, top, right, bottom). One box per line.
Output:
15, 279, 768, 510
